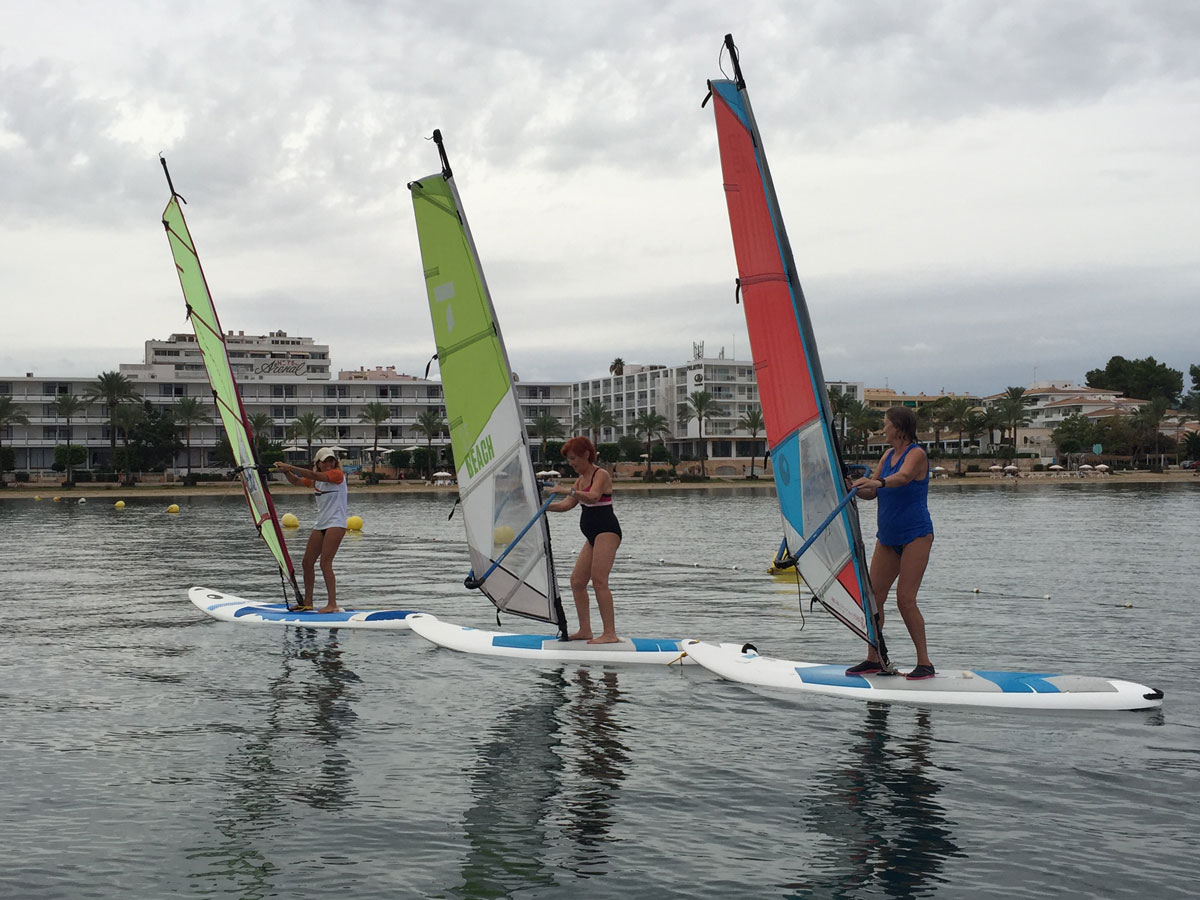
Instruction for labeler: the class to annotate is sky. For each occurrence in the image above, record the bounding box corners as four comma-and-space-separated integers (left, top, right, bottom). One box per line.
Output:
2, 0, 1198, 398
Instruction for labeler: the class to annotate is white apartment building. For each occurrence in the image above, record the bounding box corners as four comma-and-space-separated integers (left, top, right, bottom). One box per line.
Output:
0, 331, 571, 472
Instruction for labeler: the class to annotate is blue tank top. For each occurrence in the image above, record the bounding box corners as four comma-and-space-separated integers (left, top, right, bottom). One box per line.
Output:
876, 444, 933, 546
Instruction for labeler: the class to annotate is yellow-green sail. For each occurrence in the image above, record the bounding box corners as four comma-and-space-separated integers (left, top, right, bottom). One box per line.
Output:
160, 162, 301, 603
409, 131, 565, 629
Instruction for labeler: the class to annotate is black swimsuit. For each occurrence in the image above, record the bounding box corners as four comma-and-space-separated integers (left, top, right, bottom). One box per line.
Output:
577, 469, 622, 546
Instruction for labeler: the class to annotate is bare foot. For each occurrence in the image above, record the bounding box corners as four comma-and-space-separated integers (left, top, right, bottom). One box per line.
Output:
316, 605, 342, 614
587, 634, 620, 644
568, 630, 593, 641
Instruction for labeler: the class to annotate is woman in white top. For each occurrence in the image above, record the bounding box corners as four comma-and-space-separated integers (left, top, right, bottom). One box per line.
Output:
276, 447, 349, 612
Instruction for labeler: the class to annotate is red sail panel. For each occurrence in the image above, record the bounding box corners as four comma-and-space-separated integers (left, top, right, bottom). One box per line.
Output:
714, 99, 818, 447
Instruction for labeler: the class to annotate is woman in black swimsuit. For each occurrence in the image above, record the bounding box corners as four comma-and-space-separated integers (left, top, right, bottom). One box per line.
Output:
549, 436, 622, 643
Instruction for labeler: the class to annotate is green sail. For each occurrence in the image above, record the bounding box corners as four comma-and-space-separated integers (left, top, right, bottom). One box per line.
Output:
409, 134, 565, 629
162, 190, 301, 602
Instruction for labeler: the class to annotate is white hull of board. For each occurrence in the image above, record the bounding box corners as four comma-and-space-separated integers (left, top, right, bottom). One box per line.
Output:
683, 641, 1163, 711
189, 586, 418, 630
409, 613, 691, 665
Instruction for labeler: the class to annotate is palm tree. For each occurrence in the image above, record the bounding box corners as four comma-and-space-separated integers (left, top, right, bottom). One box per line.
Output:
413, 409, 447, 479
827, 387, 855, 443
632, 410, 671, 479
112, 403, 145, 484
609, 358, 625, 377
51, 394, 87, 483
917, 397, 951, 456
529, 411, 565, 466
575, 400, 615, 445
0, 397, 30, 481
84, 371, 142, 466
737, 406, 766, 476
1130, 397, 1170, 467
940, 397, 978, 474
172, 396, 211, 477
358, 401, 391, 475
286, 412, 328, 458
846, 401, 884, 458
981, 407, 1005, 450
682, 391, 725, 478
997, 387, 1035, 456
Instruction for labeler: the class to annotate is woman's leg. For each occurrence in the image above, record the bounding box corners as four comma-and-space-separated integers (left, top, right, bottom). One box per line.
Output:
894, 534, 933, 665
568, 542, 594, 639
316, 527, 346, 612
587, 532, 621, 643
865, 542, 902, 662
301, 530, 324, 606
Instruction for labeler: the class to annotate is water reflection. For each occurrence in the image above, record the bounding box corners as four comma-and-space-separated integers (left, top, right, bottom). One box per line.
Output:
452, 667, 630, 898
186, 628, 359, 896
784, 704, 961, 899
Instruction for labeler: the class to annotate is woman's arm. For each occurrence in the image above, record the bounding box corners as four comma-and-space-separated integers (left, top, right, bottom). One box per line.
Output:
851, 456, 888, 499
885, 447, 928, 488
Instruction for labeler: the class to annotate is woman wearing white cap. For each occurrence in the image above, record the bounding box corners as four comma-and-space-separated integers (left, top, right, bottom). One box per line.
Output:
275, 448, 349, 612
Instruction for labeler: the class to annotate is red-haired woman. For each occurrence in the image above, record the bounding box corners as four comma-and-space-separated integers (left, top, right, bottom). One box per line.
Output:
549, 436, 622, 643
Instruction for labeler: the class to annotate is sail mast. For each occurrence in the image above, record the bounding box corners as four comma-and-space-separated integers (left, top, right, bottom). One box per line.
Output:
160, 158, 302, 606
708, 35, 888, 664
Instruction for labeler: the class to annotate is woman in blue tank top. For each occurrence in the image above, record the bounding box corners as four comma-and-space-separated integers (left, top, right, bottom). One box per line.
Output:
847, 406, 936, 680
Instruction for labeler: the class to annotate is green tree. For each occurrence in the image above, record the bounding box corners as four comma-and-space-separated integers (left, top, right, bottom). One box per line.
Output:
413, 409, 446, 479
632, 410, 671, 480
529, 411, 565, 466
1092, 417, 1135, 457
50, 394, 87, 482
0, 397, 30, 469
286, 412, 328, 458
940, 397, 978, 473
84, 371, 142, 465
681, 391, 725, 478
1085, 355, 1183, 405
980, 406, 1005, 449
917, 397, 952, 456
129, 401, 183, 474
574, 400, 615, 445
827, 387, 855, 443
996, 387, 1035, 453
1129, 398, 1171, 467
1050, 414, 1096, 458
53, 444, 87, 474
172, 396, 211, 477
846, 400, 884, 459
737, 406, 766, 477
358, 401, 391, 475
609, 358, 625, 377
246, 412, 276, 458
1181, 430, 1200, 460
111, 402, 145, 484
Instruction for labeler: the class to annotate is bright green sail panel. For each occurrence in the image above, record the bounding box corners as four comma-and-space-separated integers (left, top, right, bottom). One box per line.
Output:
410, 135, 564, 629
162, 191, 300, 602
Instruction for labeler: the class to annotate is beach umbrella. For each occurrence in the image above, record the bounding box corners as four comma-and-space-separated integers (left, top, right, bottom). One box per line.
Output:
1004, 465, 1019, 472
932, 465, 946, 472
281, 445, 303, 452
536, 469, 561, 477
1048, 464, 1064, 470
988, 465, 1003, 471
1079, 464, 1093, 470
1095, 464, 1110, 471
432, 471, 453, 478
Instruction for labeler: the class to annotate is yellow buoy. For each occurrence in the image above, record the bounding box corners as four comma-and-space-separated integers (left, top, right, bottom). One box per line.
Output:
493, 524, 516, 545
167, 504, 180, 514
281, 512, 299, 528
114, 500, 126, 509
53, 496, 61, 502
34, 496, 41, 501
346, 515, 364, 531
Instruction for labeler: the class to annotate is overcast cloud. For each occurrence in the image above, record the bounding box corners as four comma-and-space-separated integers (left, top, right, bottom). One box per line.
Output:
2, 0, 1197, 396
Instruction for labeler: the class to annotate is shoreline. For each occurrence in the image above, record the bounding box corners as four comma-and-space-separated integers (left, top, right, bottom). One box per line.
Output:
1, 470, 1195, 500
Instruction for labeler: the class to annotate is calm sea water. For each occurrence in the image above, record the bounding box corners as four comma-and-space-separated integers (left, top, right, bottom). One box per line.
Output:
2, 483, 1197, 899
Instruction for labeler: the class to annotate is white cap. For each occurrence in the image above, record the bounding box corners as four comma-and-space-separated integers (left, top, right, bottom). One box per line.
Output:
313, 447, 337, 463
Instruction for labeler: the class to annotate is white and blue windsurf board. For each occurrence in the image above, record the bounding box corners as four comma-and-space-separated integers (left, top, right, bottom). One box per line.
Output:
189, 586, 418, 630
683, 640, 1162, 711
409, 613, 691, 664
